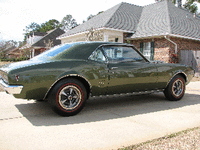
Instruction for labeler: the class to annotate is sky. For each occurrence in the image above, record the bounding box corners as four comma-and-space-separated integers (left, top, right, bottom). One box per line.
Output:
0, 0, 199, 41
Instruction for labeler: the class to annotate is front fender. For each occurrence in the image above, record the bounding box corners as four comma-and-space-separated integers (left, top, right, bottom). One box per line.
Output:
156, 63, 193, 89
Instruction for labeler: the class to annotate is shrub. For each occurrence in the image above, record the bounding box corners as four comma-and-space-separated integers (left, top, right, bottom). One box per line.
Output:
0, 57, 29, 62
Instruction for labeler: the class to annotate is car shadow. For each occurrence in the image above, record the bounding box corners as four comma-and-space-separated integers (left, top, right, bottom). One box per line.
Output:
15, 92, 200, 126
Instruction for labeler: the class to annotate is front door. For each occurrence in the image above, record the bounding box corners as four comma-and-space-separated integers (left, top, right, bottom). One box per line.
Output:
103, 45, 158, 94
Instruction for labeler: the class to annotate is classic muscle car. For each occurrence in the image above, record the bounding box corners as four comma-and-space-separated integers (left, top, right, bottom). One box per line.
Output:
0, 42, 194, 116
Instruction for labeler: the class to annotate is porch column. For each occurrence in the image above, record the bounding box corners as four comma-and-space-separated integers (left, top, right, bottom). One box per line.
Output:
104, 34, 109, 42
32, 49, 35, 58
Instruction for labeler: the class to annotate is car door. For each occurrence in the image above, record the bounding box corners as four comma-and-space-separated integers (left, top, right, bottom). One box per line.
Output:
102, 45, 158, 95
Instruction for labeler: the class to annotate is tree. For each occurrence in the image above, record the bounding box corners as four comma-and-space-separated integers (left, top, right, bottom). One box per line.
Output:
0, 40, 17, 58
23, 22, 40, 34
83, 11, 104, 23
85, 28, 103, 41
184, 0, 198, 13
87, 14, 95, 21
23, 19, 61, 41
40, 19, 61, 33
184, 0, 200, 13
155, 0, 176, 4
60, 14, 78, 32
155, 0, 181, 7
189, 0, 200, 2
156, 0, 199, 13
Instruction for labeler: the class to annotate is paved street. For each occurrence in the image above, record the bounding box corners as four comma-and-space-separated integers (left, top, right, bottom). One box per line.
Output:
0, 82, 200, 150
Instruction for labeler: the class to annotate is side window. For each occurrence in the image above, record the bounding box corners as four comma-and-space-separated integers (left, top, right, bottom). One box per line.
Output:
103, 46, 145, 62
140, 42, 154, 61
89, 49, 106, 62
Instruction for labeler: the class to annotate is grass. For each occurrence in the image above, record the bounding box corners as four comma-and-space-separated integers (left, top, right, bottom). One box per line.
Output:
118, 127, 200, 150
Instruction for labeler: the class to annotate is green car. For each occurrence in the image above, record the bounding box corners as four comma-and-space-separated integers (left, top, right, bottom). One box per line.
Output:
0, 42, 194, 116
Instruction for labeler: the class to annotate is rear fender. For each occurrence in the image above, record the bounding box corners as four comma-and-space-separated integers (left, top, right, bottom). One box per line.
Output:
43, 74, 91, 100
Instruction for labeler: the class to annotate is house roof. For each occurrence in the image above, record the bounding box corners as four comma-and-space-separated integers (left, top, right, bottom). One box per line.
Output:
58, 1, 200, 41
28, 32, 47, 37
58, 2, 143, 39
32, 28, 65, 47
129, 1, 200, 40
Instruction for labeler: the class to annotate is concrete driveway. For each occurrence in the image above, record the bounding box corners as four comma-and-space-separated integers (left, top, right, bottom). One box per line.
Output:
0, 82, 200, 150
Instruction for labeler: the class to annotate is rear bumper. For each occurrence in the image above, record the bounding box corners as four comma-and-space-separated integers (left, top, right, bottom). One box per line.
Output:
0, 79, 23, 94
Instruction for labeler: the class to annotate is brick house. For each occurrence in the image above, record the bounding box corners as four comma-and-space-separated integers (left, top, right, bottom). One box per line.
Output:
58, 0, 200, 73
9, 28, 65, 58
126, 1, 200, 73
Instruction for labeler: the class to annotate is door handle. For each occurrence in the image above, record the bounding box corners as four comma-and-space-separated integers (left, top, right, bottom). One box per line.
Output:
110, 67, 118, 70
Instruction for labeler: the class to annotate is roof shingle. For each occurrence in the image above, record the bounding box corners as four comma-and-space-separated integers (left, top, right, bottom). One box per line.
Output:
130, 1, 200, 40
58, 1, 200, 41
59, 2, 143, 38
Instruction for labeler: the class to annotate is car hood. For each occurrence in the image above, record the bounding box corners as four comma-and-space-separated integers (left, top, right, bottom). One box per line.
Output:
0, 59, 49, 73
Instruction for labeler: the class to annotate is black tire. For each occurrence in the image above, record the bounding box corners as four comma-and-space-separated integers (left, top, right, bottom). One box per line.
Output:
49, 78, 87, 116
36, 99, 44, 102
164, 75, 185, 101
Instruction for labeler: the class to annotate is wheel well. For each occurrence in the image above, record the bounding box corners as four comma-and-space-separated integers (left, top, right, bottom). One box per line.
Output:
177, 73, 187, 82
165, 72, 187, 89
45, 76, 91, 100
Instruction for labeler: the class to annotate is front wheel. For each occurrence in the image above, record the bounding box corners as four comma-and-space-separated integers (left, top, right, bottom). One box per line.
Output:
49, 78, 87, 116
164, 75, 185, 101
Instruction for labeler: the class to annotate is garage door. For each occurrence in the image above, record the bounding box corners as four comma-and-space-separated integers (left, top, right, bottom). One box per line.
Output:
180, 50, 200, 75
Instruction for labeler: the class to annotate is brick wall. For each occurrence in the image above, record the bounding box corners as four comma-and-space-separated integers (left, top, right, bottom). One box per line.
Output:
131, 38, 171, 63
129, 37, 200, 63
172, 38, 200, 51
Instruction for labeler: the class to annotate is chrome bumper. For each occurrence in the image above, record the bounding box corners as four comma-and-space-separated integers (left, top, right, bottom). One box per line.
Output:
0, 79, 23, 94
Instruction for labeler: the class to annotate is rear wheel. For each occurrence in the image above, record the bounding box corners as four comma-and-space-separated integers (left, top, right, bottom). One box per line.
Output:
49, 78, 87, 116
164, 75, 185, 101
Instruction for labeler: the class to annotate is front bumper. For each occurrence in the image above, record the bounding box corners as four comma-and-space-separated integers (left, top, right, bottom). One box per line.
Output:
0, 79, 23, 94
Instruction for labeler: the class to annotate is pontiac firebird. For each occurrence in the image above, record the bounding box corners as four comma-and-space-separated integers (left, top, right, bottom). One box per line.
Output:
0, 42, 194, 116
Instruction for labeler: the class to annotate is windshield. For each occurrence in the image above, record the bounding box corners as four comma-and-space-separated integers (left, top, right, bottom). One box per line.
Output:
31, 43, 74, 60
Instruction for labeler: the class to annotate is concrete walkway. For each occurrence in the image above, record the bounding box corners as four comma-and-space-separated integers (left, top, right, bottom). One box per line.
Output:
0, 82, 200, 150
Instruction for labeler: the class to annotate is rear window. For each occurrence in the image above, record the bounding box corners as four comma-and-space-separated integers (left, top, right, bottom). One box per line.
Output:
31, 44, 74, 60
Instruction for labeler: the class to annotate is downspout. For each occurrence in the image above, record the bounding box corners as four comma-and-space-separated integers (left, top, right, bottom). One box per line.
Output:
164, 36, 177, 54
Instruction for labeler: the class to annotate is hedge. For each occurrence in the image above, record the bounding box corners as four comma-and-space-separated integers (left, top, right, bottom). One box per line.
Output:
0, 57, 29, 62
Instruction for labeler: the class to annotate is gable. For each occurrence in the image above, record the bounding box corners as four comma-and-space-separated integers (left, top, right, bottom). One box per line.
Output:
32, 28, 65, 47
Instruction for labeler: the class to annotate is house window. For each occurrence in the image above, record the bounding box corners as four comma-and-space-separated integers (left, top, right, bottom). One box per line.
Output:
89, 49, 106, 62
143, 42, 151, 60
140, 42, 154, 61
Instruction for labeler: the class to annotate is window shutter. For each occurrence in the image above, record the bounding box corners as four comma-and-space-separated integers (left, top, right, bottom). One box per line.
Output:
140, 43, 143, 54
150, 42, 154, 60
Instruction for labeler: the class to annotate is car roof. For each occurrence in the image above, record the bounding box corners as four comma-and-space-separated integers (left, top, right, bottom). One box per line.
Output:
53, 41, 131, 60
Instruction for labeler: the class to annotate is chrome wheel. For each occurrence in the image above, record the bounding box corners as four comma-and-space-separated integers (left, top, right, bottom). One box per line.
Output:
172, 79, 184, 97
49, 78, 87, 116
164, 75, 185, 101
58, 85, 82, 111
